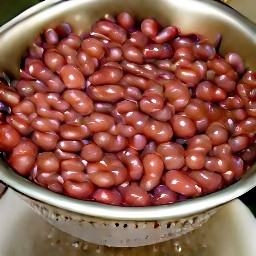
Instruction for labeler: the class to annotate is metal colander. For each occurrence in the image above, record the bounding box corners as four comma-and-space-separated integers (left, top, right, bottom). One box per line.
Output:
0, 0, 256, 247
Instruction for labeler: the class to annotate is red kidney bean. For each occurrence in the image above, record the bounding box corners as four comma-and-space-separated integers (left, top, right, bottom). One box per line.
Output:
117, 12, 135, 30
245, 100, 256, 117
0, 84, 20, 108
122, 74, 150, 90
89, 170, 115, 188
129, 31, 149, 48
34, 172, 63, 191
14, 80, 35, 97
55, 23, 72, 39
140, 153, 164, 191
232, 117, 256, 136
165, 170, 202, 197
241, 71, 256, 87
185, 151, 206, 170
118, 148, 144, 181
140, 92, 165, 115
171, 36, 195, 50
31, 131, 59, 151
62, 89, 93, 116
164, 79, 191, 112
56, 41, 78, 67
81, 38, 105, 58
205, 103, 224, 123
59, 64, 85, 89
150, 102, 175, 122
76, 50, 97, 76
221, 170, 235, 186
28, 80, 48, 94
92, 188, 123, 206
89, 66, 123, 85
241, 143, 256, 164
26, 59, 65, 93
105, 46, 123, 62
228, 135, 249, 153
83, 112, 114, 132
31, 117, 60, 132
171, 114, 196, 139
116, 123, 137, 138
87, 85, 124, 103
43, 49, 66, 73
61, 33, 82, 49
210, 143, 232, 158
143, 43, 173, 59
207, 58, 232, 75
188, 170, 223, 194
204, 156, 229, 173
61, 169, 88, 183
225, 52, 245, 74
184, 99, 208, 120
193, 43, 216, 60
8, 140, 38, 176
44, 93, 70, 112
122, 44, 143, 64
143, 118, 173, 143
92, 21, 127, 44
80, 143, 104, 162
206, 122, 229, 146
59, 124, 90, 140
151, 185, 178, 206
6, 114, 33, 136
141, 141, 157, 158
173, 47, 194, 63
60, 158, 85, 173
157, 142, 185, 170
57, 140, 83, 153
229, 156, 244, 180
153, 26, 178, 44
187, 134, 212, 154
93, 102, 115, 115
215, 74, 236, 93
54, 148, 78, 161
0, 123, 21, 151
219, 95, 244, 110
12, 99, 36, 116
44, 28, 59, 45
124, 85, 142, 101
128, 134, 147, 151
196, 81, 227, 102
93, 132, 128, 152
141, 18, 159, 38
63, 180, 95, 200
123, 183, 151, 206
63, 109, 83, 125
36, 152, 59, 173
123, 110, 148, 132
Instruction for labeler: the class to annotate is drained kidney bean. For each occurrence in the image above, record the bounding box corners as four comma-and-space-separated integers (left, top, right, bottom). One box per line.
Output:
1, 13, 256, 207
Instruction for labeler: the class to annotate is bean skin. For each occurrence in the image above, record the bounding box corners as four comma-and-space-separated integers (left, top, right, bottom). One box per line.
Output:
225, 52, 245, 74
62, 89, 94, 116
37, 152, 60, 173
60, 158, 85, 173
164, 79, 191, 112
188, 170, 223, 194
123, 110, 149, 132
123, 183, 151, 206
6, 114, 33, 136
228, 135, 249, 153
54, 148, 78, 161
89, 66, 123, 85
92, 188, 123, 206
8, 140, 38, 176
0, 123, 21, 152
141, 18, 159, 38
57, 140, 83, 153
60, 64, 85, 89
129, 31, 149, 48
116, 123, 137, 138
204, 156, 229, 173
151, 185, 178, 206
122, 74, 150, 90
12, 99, 36, 116
0, 82, 20, 107
43, 49, 66, 73
31, 131, 59, 151
206, 122, 229, 146
93, 132, 128, 153
165, 170, 202, 197
207, 58, 232, 75
175, 66, 201, 86
123, 44, 143, 64
241, 144, 256, 164
89, 170, 115, 188
150, 103, 175, 122
76, 50, 97, 76
83, 112, 115, 133
59, 124, 90, 140
140, 153, 164, 191
92, 20, 127, 44
171, 114, 196, 139
143, 44, 173, 59
229, 156, 244, 180
157, 142, 185, 170
193, 43, 216, 60
185, 151, 206, 170
80, 143, 104, 162
118, 148, 144, 181
81, 38, 105, 58
140, 92, 165, 115
187, 134, 212, 154
63, 180, 95, 200
61, 169, 88, 183
31, 117, 60, 132
86, 85, 124, 103
117, 12, 135, 30
153, 26, 179, 44
128, 134, 147, 151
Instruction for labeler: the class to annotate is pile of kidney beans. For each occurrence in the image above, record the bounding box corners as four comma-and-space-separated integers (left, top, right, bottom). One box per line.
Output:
0, 12, 255, 207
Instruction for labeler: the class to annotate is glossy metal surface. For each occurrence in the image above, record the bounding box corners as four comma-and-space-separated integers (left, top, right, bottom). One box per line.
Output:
0, 0, 256, 221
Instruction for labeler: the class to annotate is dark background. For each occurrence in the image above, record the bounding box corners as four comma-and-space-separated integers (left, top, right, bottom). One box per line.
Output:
0, 0, 255, 215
